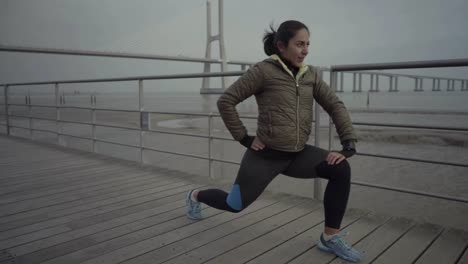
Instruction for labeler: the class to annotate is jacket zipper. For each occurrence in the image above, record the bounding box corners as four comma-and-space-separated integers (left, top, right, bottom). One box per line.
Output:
272, 56, 305, 151
295, 81, 300, 151
286, 72, 300, 151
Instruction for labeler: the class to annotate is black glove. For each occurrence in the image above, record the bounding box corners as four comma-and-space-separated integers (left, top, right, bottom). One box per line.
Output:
338, 140, 357, 158
239, 135, 255, 149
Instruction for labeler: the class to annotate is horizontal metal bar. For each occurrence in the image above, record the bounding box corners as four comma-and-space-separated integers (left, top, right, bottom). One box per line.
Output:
344, 70, 468, 82
0, 45, 219, 64
332, 58, 468, 72
0, 44, 253, 66
352, 122, 468, 132
142, 146, 208, 161
148, 129, 209, 139
143, 110, 219, 118
3, 71, 245, 87
357, 152, 468, 168
351, 180, 468, 203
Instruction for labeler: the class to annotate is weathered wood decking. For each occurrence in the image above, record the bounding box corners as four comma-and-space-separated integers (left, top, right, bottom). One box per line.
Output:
1, 135, 467, 264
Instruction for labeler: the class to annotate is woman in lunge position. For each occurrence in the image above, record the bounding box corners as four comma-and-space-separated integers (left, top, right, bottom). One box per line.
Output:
186, 20, 362, 262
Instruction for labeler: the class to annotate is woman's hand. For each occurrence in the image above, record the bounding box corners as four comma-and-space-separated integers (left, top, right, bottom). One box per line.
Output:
251, 137, 265, 151
326, 151, 346, 165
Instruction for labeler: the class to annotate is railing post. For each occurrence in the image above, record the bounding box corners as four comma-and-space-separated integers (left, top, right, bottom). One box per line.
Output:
370, 74, 374, 92
4, 85, 9, 136
352, 73, 356, 92
395, 76, 399, 91
388, 76, 393, 92
28, 87, 33, 139
91, 92, 97, 154
339, 72, 344, 92
55, 83, 61, 144
139, 79, 144, 164
313, 68, 324, 200
208, 113, 214, 180
358, 73, 362, 92
375, 74, 379, 92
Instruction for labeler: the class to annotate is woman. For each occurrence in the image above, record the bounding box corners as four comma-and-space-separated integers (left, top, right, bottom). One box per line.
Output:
186, 20, 362, 262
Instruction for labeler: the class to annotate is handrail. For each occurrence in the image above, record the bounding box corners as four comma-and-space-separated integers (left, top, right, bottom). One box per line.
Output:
331, 58, 468, 71
1, 71, 246, 87
0, 44, 249, 65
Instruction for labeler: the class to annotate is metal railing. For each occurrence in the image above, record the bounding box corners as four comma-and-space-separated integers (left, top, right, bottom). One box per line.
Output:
1, 57, 467, 203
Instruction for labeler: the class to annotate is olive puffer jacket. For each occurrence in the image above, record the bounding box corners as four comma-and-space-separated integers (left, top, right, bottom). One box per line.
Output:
217, 55, 357, 152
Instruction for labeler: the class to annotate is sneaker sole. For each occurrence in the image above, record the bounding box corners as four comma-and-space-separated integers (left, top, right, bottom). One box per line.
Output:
317, 241, 360, 263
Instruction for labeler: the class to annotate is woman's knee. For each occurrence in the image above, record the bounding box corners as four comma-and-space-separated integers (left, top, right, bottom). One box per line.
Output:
327, 160, 351, 182
226, 184, 244, 213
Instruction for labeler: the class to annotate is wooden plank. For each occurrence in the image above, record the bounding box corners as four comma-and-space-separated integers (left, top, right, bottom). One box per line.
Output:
0, 176, 179, 218
245, 208, 367, 264
372, 223, 443, 264
9, 197, 189, 258
415, 228, 468, 264
1, 161, 134, 186
41, 197, 284, 264
0, 165, 138, 195
0, 175, 173, 215
160, 200, 319, 264
0, 183, 196, 247
0, 172, 160, 204
289, 212, 390, 264
0, 171, 156, 212
13, 199, 188, 264
329, 217, 414, 264
0, 159, 103, 178
0, 177, 177, 239
0, 182, 191, 231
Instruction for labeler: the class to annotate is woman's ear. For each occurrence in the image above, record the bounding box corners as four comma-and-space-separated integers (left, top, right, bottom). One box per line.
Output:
277, 41, 286, 53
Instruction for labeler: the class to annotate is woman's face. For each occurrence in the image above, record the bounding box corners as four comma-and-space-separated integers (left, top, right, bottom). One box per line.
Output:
278, 28, 310, 68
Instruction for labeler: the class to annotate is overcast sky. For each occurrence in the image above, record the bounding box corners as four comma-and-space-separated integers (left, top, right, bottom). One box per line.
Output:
1, 0, 467, 86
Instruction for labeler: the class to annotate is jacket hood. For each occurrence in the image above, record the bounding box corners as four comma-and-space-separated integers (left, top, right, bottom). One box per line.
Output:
265, 54, 309, 80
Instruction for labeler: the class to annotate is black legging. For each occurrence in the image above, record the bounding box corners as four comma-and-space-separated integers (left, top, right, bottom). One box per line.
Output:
197, 144, 351, 229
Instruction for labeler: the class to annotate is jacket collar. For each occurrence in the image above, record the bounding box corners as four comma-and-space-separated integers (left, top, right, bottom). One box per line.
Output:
269, 54, 309, 80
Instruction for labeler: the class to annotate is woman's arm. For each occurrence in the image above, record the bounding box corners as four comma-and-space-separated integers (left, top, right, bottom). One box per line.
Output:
312, 70, 357, 144
217, 63, 265, 147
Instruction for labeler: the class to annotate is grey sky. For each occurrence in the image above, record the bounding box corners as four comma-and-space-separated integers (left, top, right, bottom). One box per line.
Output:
1, 0, 467, 85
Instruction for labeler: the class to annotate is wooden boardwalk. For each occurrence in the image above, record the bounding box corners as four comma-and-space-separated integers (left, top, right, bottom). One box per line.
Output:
1, 135, 468, 264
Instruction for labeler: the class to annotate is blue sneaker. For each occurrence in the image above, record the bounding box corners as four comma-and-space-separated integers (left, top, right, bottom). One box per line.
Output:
317, 233, 363, 262
186, 190, 202, 220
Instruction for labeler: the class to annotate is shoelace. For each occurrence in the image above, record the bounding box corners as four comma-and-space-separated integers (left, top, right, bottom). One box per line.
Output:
332, 233, 352, 251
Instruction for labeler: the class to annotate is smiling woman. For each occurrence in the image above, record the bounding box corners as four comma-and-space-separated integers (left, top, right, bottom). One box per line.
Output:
263, 20, 310, 68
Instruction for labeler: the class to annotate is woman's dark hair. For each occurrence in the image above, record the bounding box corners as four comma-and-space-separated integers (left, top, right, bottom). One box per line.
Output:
263, 20, 309, 56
